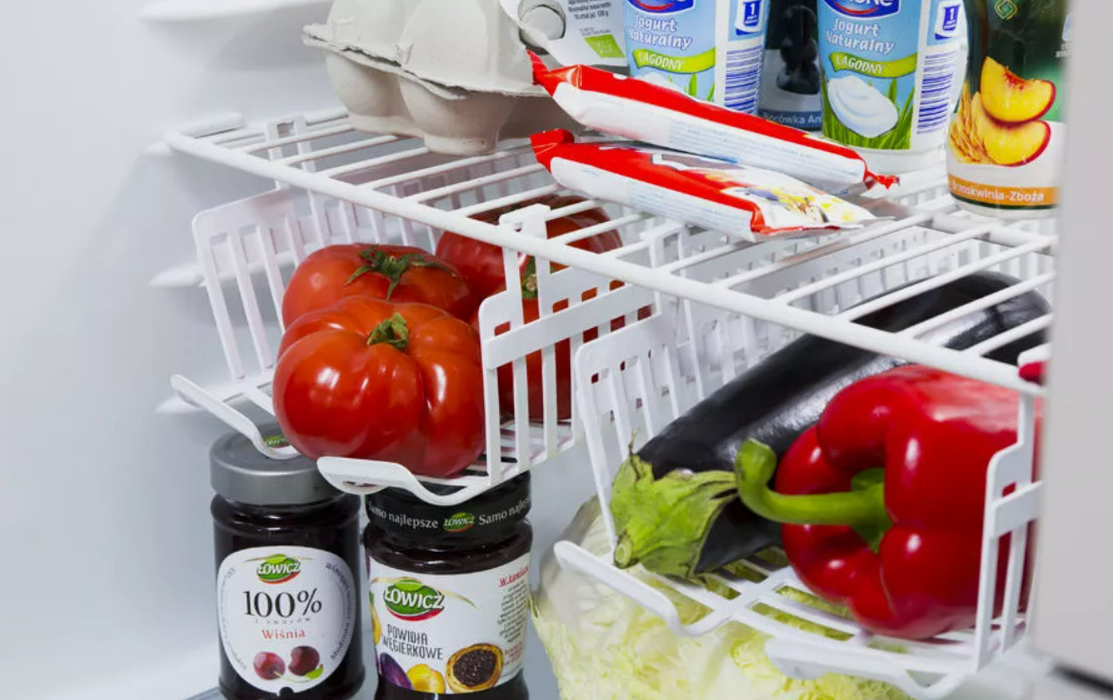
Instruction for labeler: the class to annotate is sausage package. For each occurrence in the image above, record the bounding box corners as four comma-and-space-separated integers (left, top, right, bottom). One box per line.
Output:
532, 130, 876, 240
532, 57, 897, 190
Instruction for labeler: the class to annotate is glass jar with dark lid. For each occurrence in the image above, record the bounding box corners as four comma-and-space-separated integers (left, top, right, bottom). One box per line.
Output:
211, 430, 364, 700
365, 474, 532, 700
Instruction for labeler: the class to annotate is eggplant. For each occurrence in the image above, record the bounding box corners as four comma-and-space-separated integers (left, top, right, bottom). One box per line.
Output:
610, 271, 1049, 579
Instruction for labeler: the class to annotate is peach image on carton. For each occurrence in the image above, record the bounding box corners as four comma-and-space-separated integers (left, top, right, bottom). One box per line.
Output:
949, 57, 1055, 168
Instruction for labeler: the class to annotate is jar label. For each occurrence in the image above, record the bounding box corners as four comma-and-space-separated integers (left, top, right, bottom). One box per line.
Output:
368, 553, 530, 694
217, 546, 357, 694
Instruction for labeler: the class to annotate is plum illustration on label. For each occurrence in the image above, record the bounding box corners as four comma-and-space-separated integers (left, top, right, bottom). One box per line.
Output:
217, 546, 356, 694
368, 555, 531, 694
947, 0, 1069, 217
818, 0, 965, 173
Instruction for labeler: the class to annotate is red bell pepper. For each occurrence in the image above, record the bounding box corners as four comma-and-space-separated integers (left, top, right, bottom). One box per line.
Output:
735, 365, 1033, 640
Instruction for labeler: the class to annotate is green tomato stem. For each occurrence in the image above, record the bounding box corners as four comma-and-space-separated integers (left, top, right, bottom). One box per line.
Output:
350, 248, 455, 299
367, 313, 410, 351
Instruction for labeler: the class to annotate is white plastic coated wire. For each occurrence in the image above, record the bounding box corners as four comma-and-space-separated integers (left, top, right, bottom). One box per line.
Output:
164, 111, 1054, 395
171, 164, 657, 505
163, 110, 1051, 680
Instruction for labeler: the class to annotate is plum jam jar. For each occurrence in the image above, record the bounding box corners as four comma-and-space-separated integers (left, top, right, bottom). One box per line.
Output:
210, 431, 364, 700
364, 474, 532, 700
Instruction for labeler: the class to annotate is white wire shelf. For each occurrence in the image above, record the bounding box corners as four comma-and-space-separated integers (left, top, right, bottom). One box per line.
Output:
169, 127, 661, 504
564, 223, 1048, 698
165, 108, 1055, 396
164, 107, 1054, 684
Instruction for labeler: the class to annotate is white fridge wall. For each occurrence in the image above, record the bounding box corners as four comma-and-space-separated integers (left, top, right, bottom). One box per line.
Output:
1032, 0, 1113, 686
2, 4, 588, 699
2, 3, 335, 699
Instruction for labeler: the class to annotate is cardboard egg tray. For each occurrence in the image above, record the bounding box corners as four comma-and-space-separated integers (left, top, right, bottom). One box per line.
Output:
306, 0, 578, 155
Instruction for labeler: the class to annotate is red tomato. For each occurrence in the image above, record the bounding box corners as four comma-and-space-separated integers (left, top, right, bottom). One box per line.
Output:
477, 282, 649, 422
281, 244, 477, 327
435, 195, 621, 300
273, 298, 485, 477
478, 297, 579, 422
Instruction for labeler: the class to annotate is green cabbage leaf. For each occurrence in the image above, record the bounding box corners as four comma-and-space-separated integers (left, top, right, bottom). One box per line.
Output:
533, 499, 912, 700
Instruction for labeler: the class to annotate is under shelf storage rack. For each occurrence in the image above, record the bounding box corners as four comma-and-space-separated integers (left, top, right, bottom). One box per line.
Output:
165, 108, 1053, 693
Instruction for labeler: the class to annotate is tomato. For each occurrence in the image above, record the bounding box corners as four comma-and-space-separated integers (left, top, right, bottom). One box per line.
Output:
273, 298, 485, 478
478, 297, 578, 422
281, 244, 476, 327
435, 195, 621, 300
478, 281, 648, 422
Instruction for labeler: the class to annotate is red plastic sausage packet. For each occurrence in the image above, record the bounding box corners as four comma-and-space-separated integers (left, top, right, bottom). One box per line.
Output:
532, 130, 877, 240
532, 56, 897, 191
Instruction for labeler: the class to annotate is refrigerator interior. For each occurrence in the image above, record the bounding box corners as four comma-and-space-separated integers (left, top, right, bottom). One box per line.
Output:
2, 0, 1100, 699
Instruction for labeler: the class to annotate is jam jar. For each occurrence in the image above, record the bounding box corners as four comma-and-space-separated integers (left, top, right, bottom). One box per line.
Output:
211, 430, 364, 700
364, 474, 532, 700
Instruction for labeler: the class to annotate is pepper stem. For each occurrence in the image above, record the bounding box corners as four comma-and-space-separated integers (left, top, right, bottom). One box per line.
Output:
348, 249, 455, 299
734, 439, 891, 534
367, 313, 410, 351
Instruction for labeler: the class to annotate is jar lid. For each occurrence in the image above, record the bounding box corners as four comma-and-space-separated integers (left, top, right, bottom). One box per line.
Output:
366, 473, 531, 541
210, 428, 340, 506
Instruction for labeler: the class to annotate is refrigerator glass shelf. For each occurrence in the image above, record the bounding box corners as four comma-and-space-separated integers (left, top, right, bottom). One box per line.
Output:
166, 108, 1056, 397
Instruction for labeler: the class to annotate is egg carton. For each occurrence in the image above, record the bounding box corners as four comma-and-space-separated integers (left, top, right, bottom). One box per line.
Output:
306, 0, 577, 155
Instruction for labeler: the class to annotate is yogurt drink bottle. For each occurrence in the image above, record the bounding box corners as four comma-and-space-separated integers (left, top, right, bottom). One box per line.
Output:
624, 0, 770, 114
946, 0, 1071, 218
817, 0, 967, 174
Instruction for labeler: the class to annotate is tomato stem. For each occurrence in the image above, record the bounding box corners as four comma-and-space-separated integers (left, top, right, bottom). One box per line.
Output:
367, 313, 410, 351
520, 257, 538, 301
348, 248, 456, 300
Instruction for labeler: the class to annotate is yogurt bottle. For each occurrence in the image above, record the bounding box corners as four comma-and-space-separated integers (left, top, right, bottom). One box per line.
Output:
946, 0, 1070, 218
760, 0, 823, 130
818, 0, 967, 174
624, 0, 770, 114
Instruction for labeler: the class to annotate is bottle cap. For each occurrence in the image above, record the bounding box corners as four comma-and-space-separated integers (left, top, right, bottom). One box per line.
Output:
210, 428, 340, 506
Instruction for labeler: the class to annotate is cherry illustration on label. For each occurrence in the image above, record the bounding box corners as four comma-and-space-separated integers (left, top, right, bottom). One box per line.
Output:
254, 652, 286, 680
289, 646, 321, 677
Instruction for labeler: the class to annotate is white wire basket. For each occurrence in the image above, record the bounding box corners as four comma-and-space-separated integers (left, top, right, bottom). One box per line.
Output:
165, 109, 1051, 685
168, 115, 664, 504
165, 109, 1052, 395
558, 182, 1052, 698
